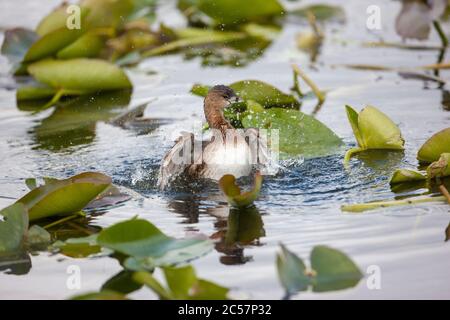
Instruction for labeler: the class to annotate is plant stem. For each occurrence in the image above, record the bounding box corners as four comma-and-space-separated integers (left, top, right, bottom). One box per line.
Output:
43, 212, 84, 230
439, 184, 450, 204
292, 64, 325, 104
291, 68, 304, 100
433, 20, 448, 49
342, 195, 447, 213
343, 147, 364, 165
38, 88, 65, 111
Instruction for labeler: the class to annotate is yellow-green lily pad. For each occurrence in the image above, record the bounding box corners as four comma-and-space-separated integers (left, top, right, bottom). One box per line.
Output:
417, 128, 450, 164
219, 172, 263, 208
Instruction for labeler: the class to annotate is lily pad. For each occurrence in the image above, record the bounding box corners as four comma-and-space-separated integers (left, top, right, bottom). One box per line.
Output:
16, 172, 112, 221
242, 108, 343, 157
56, 33, 106, 59
0, 204, 28, 253
97, 218, 213, 268
219, 172, 263, 208
133, 265, 229, 300
192, 0, 284, 25
276, 244, 309, 295
417, 128, 450, 163
28, 58, 132, 93
344, 105, 404, 163
311, 245, 363, 292
51, 234, 106, 258
390, 169, 427, 185
36, 3, 73, 36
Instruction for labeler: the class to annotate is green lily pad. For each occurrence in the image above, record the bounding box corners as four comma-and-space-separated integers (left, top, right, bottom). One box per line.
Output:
133, 265, 229, 300
276, 244, 363, 296
97, 218, 213, 267
1, 28, 37, 67
36, 3, 72, 36
345, 105, 404, 163
242, 108, 343, 157
276, 244, 309, 295
390, 169, 427, 185
16, 172, 112, 221
52, 234, 106, 258
311, 245, 363, 292
219, 172, 263, 208
56, 32, 106, 59
0, 204, 28, 254
16, 82, 56, 101
417, 128, 450, 163
28, 58, 132, 93
291, 5, 346, 22
193, 0, 284, 25
23, 28, 84, 62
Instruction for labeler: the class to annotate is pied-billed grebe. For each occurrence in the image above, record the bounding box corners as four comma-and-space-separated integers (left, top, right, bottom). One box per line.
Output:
157, 85, 270, 190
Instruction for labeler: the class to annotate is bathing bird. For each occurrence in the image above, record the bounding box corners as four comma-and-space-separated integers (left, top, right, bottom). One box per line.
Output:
157, 85, 269, 189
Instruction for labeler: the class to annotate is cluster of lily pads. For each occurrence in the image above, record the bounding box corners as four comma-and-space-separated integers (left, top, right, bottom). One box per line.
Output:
0, 169, 363, 299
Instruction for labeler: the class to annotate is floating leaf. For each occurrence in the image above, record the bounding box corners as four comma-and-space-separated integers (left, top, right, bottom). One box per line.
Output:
133, 265, 229, 300
16, 172, 112, 221
219, 172, 262, 208
276, 244, 362, 296
28, 58, 132, 93
0, 204, 28, 253
97, 218, 213, 268
16, 82, 56, 101
276, 244, 309, 295
310, 246, 363, 292
71, 290, 128, 300
36, 3, 72, 36
390, 169, 427, 185
194, 0, 284, 25
23, 28, 84, 62
51, 234, 105, 258
56, 33, 106, 59
1, 28, 38, 67
344, 105, 404, 164
417, 128, 450, 163
291, 5, 346, 22
242, 108, 342, 157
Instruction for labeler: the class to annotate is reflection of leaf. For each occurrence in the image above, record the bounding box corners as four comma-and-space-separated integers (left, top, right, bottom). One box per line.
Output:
134, 265, 229, 300
291, 4, 346, 22
195, 0, 284, 25
0, 204, 28, 253
16, 172, 112, 221
0, 251, 32, 275
311, 246, 363, 292
276, 244, 309, 295
225, 207, 265, 245
242, 108, 342, 157
219, 172, 262, 208
276, 244, 362, 297
28, 58, 132, 93
97, 218, 213, 268
417, 128, 450, 163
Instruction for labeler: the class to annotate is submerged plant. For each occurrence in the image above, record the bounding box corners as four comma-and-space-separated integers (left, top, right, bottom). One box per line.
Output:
344, 105, 405, 165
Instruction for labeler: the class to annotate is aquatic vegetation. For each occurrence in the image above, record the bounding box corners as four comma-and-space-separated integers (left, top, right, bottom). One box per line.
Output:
417, 127, 450, 163
276, 244, 362, 297
344, 105, 405, 164
219, 172, 263, 208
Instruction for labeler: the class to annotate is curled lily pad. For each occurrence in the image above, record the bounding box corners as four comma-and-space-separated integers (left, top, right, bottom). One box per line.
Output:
219, 172, 262, 208
427, 153, 450, 179
0, 204, 28, 253
97, 218, 213, 268
28, 58, 132, 93
242, 108, 343, 158
417, 128, 450, 163
133, 265, 229, 300
344, 105, 404, 164
276, 244, 362, 297
16, 172, 112, 221
390, 169, 427, 185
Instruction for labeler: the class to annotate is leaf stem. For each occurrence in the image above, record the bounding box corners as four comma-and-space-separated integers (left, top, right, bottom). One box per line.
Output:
43, 212, 84, 230
343, 147, 364, 165
433, 20, 448, 49
292, 64, 325, 104
342, 195, 447, 213
439, 184, 450, 204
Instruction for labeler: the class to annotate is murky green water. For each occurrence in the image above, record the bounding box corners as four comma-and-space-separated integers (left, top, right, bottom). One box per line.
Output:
0, 0, 449, 299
